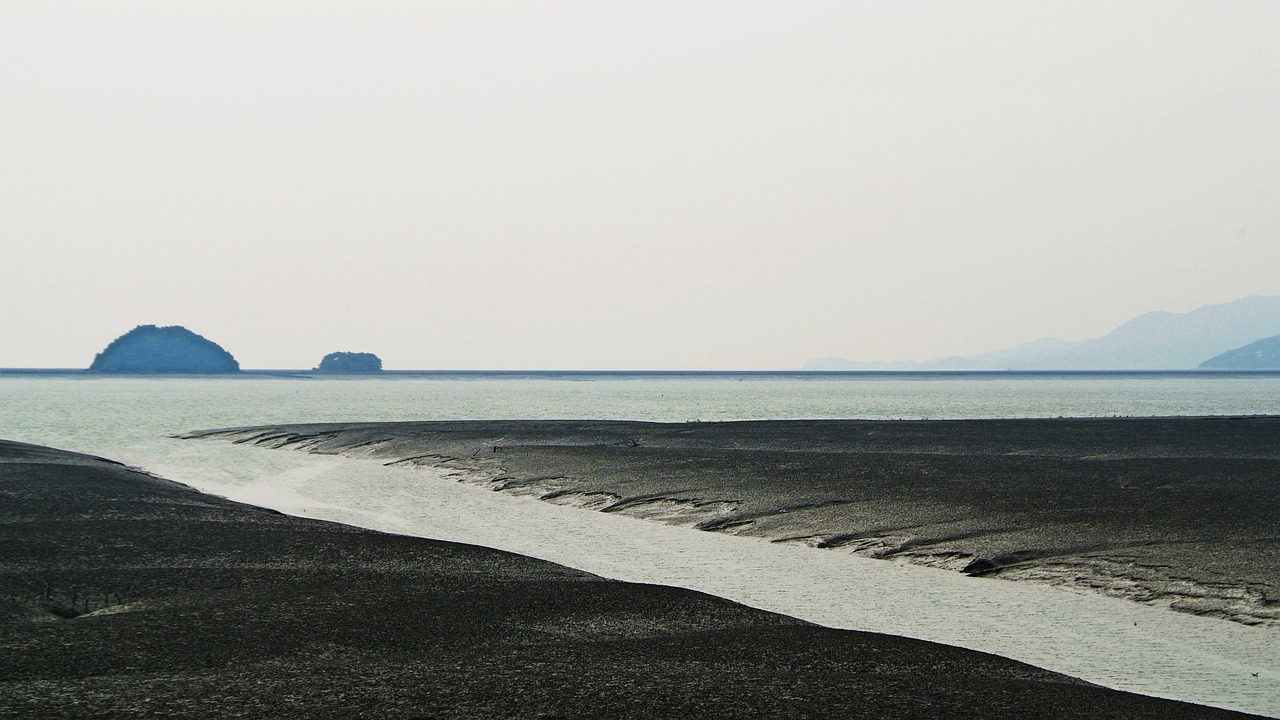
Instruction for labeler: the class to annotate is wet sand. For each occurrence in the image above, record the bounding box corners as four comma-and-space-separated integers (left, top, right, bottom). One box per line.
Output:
187, 417, 1280, 627
0, 438, 1263, 719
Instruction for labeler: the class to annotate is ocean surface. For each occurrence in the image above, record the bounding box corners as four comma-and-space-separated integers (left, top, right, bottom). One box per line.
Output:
2, 372, 1278, 716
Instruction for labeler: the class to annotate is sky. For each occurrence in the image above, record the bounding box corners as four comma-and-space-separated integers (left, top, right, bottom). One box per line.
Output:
3, 1, 1278, 370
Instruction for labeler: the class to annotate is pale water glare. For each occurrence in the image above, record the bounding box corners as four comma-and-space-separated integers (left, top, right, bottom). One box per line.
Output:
2, 374, 1278, 716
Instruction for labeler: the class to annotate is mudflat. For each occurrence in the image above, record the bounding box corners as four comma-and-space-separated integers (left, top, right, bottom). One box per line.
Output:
188, 416, 1280, 626
0, 438, 1262, 718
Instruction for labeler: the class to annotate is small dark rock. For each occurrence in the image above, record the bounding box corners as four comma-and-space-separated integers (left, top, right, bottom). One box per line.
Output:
962, 558, 998, 574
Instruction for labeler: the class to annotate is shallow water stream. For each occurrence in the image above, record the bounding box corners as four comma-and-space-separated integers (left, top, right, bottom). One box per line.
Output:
142, 437, 1278, 717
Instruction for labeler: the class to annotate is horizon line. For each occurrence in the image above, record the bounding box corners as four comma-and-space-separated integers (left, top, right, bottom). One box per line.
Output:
3, 368, 1279, 377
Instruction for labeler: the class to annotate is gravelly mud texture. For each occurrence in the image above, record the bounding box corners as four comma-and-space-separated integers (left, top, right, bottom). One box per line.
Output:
0, 438, 1263, 718
190, 417, 1280, 626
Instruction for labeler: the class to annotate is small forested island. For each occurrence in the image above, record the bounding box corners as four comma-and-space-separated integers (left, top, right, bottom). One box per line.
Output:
314, 351, 383, 373
88, 325, 240, 374
1199, 335, 1280, 370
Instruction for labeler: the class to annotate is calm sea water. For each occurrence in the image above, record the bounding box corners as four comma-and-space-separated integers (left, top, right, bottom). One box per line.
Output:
2, 373, 1278, 716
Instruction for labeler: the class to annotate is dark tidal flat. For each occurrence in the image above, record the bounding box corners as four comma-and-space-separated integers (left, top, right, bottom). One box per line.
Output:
0, 439, 1263, 719
191, 416, 1280, 627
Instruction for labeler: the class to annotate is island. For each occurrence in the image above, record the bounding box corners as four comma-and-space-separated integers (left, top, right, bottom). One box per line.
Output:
87, 325, 240, 373
314, 351, 382, 373
1199, 335, 1280, 370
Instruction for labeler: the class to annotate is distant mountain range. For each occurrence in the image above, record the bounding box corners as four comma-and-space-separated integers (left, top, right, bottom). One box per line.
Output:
1199, 335, 1280, 370
804, 295, 1280, 371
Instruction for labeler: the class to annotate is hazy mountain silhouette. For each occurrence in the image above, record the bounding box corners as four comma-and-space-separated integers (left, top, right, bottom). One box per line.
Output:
1199, 335, 1280, 370
918, 338, 1089, 371
806, 296, 1280, 371
1039, 296, 1280, 370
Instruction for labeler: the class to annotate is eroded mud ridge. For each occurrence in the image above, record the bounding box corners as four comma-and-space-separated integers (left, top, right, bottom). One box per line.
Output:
186, 417, 1280, 627
6, 439, 1262, 719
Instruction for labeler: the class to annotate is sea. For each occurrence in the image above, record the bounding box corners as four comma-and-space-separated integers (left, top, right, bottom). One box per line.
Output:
2, 371, 1278, 716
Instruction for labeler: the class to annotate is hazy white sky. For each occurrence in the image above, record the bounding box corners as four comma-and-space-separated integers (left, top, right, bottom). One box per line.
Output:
4, 1, 1278, 369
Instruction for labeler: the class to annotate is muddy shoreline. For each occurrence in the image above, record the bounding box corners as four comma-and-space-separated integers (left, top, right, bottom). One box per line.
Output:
1, 438, 1266, 718
187, 417, 1280, 627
